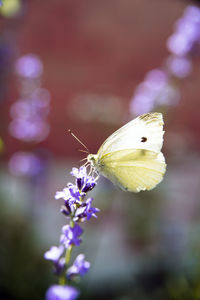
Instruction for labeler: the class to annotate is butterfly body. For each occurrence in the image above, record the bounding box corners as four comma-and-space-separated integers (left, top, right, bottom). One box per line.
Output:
87, 112, 166, 192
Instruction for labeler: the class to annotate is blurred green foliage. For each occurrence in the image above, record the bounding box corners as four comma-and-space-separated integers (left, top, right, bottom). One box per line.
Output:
0, 195, 53, 300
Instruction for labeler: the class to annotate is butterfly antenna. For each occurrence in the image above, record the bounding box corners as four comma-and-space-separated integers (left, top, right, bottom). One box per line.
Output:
80, 157, 88, 162
68, 129, 89, 153
78, 149, 89, 154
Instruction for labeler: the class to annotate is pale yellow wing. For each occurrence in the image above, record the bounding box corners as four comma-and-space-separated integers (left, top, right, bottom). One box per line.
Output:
97, 112, 164, 158
98, 149, 166, 192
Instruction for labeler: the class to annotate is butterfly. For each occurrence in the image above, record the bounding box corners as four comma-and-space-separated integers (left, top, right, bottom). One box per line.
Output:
86, 112, 166, 192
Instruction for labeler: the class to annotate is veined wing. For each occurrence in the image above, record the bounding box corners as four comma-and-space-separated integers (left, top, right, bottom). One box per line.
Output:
98, 149, 166, 192
97, 112, 164, 158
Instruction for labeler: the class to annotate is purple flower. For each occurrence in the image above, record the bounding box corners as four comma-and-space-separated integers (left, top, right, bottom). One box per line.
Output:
44, 165, 99, 298
55, 185, 82, 218
68, 183, 82, 202
166, 55, 192, 78
74, 198, 100, 222
15, 54, 43, 78
60, 224, 83, 248
70, 166, 87, 180
71, 167, 97, 192
55, 188, 72, 201
45, 285, 79, 300
85, 197, 100, 220
44, 246, 64, 263
167, 5, 200, 56
44, 246, 65, 275
130, 68, 181, 115
82, 177, 96, 193
67, 254, 90, 279
167, 32, 192, 56
9, 118, 50, 142
0, 1, 3, 7
56, 167, 97, 220
8, 151, 43, 177
55, 184, 81, 204
10, 97, 50, 120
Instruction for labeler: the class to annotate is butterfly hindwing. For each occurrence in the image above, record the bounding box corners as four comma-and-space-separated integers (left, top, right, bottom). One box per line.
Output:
98, 149, 166, 192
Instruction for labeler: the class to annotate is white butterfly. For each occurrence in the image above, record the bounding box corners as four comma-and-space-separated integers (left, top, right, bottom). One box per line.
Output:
87, 112, 166, 192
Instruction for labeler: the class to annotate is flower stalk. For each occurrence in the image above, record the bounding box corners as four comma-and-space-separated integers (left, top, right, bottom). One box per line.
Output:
44, 166, 99, 299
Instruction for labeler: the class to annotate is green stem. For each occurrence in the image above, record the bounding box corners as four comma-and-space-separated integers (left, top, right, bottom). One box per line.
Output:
58, 203, 79, 285
59, 276, 66, 285
70, 219, 75, 228
65, 245, 72, 265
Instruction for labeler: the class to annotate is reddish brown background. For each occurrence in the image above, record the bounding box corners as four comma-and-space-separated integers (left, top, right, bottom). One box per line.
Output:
2, 0, 200, 158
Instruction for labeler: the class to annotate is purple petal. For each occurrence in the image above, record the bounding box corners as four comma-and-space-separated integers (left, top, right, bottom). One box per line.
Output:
44, 245, 64, 262
67, 254, 90, 278
45, 285, 79, 300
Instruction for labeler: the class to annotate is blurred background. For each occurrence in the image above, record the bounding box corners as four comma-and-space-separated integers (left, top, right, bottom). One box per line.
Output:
1, 0, 200, 299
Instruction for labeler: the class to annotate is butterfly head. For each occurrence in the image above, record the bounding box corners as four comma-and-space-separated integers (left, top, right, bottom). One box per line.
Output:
87, 154, 98, 167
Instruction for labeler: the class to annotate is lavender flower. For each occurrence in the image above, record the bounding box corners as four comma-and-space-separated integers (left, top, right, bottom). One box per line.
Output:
44, 246, 64, 262
74, 197, 100, 222
67, 254, 90, 279
9, 115, 50, 142
55, 167, 99, 222
129, 5, 200, 118
15, 54, 43, 78
45, 166, 99, 298
60, 224, 83, 248
46, 285, 79, 300
8, 151, 43, 177
44, 246, 65, 275
84, 197, 100, 220
166, 55, 192, 78
56, 184, 81, 205
167, 5, 200, 56
130, 69, 180, 115
71, 166, 97, 192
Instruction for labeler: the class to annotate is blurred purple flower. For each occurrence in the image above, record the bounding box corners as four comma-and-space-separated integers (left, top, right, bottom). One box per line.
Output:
9, 94, 50, 143
0, 1, 3, 7
166, 55, 192, 78
44, 246, 66, 275
60, 224, 83, 248
167, 33, 192, 56
67, 254, 90, 279
9, 118, 50, 142
45, 285, 79, 300
130, 69, 180, 115
15, 54, 43, 78
167, 5, 200, 56
10, 97, 50, 120
44, 246, 64, 263
8, 151, 43, 177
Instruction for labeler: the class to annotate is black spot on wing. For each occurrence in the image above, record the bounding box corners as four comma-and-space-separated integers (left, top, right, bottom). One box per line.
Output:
141, 137, 147, 142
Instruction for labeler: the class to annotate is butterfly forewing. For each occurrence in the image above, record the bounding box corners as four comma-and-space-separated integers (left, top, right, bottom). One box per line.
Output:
97, 112, 164, 158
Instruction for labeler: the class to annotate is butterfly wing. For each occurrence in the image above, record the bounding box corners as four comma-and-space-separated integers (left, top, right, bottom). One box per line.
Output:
94, 112, 166, 192
98, 149, 166, 192
97, 112, 164, 158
